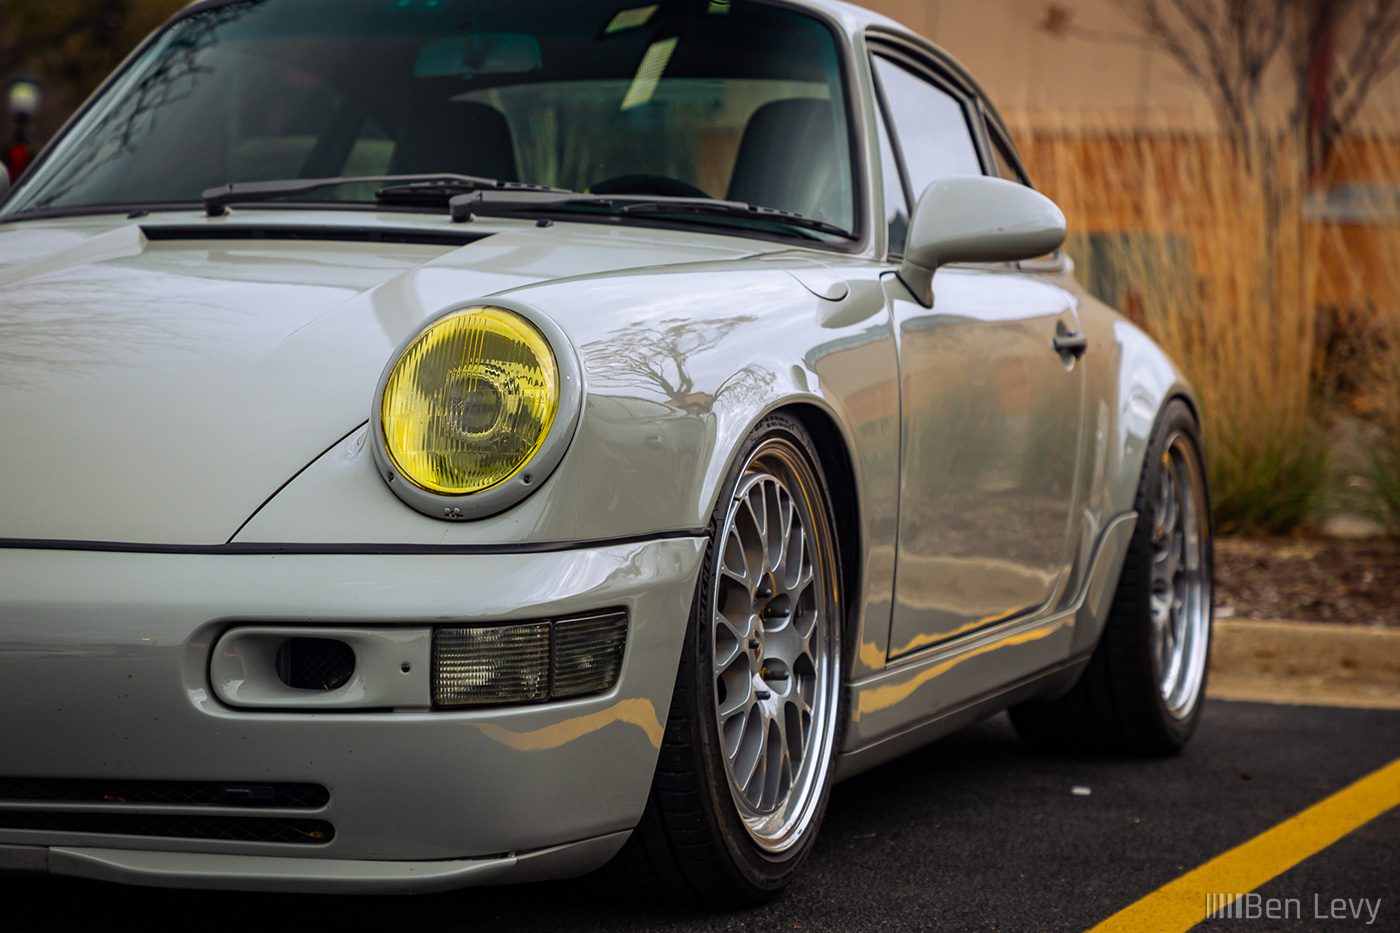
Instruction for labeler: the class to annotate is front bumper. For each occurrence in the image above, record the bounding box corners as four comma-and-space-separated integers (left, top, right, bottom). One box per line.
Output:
0, 537, 705, 891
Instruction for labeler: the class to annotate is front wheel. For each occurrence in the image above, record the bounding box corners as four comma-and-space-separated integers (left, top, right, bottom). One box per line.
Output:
1010, 399, 1213, 755
607, 413, 844, 904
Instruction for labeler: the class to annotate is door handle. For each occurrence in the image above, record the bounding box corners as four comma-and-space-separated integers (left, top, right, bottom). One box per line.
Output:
1053, 332, 1089, 358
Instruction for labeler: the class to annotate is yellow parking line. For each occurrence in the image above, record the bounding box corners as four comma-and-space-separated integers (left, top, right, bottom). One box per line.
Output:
1086, 757, 1400, 933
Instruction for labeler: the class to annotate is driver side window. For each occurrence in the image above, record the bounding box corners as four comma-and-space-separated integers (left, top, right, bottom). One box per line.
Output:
870, 54, 983, 256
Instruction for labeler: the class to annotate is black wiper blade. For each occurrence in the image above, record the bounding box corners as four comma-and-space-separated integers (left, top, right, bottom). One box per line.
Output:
448, 189, 614, 222
447, 190, 853, 238
375, 178, 571, 205
201, 174, 565, 217
618, 198, 853, 238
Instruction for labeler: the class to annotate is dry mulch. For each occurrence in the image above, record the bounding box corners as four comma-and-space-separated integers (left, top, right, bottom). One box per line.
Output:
1214, 536, 1400, 627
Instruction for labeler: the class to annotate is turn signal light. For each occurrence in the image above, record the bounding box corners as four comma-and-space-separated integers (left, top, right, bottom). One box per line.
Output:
432, 611, 627, 708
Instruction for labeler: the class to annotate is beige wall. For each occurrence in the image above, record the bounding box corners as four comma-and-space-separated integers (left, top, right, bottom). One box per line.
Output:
860, 0, 1400, 132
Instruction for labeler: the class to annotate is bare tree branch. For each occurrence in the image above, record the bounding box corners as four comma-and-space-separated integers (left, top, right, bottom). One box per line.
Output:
1327, 0, 1400, 135
1099, 0, 1399, 159
1108, 0, 1290, 148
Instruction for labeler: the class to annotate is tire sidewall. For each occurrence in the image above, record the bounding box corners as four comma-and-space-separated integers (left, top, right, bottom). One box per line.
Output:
1130, 400, 1215, 748
682, 413, 846, 893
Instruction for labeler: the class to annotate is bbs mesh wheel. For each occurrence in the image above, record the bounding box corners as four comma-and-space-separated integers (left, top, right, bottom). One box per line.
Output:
606, 413, 844, 905
1010, 399, 1213, 756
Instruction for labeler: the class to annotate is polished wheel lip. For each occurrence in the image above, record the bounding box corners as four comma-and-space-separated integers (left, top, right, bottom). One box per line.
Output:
1150, 431, 1212, 720
711, 440, 840, 854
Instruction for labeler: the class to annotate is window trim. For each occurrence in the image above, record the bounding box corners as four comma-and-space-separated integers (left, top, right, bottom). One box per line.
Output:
869, 58, 915, 261
869, 48, 989, 178
983, 111, 1032, 187
868, 47, 986, 261
866, 26, 1039, 193
867, 33, 1057, 273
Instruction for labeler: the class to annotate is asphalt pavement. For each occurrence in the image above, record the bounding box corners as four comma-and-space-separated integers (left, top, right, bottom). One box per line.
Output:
4, 700, 1397, 932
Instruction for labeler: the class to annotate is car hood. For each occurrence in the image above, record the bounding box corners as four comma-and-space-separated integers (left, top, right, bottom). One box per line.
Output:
0, 211, 765, 545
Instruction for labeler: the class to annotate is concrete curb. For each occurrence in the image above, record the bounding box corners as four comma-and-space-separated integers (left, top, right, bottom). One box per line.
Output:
1207, 619, 1400, 710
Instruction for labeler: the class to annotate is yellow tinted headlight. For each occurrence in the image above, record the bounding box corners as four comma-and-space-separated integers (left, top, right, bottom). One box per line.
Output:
381, 308, 559, 496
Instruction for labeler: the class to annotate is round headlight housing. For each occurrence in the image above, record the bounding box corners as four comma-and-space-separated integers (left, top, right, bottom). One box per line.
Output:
373, 303, 581, 520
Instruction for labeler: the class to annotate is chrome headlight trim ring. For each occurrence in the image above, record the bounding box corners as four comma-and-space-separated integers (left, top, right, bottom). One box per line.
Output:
370, 298, 584, 522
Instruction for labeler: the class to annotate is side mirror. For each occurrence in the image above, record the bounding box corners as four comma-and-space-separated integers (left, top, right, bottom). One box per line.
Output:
898, 176, 1067, 307
0, 164, 9, 201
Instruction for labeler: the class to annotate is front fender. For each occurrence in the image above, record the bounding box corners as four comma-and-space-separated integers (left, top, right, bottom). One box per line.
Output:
234, 263, 898, 556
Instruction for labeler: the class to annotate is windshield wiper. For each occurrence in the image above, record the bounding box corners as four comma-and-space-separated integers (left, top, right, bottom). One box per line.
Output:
201, 174, 567, 217
617, 198, 853, 238
201, 179, 851, 239
447, 190, 611, 222
447, 190, 853, 238
375, 178, 573, 205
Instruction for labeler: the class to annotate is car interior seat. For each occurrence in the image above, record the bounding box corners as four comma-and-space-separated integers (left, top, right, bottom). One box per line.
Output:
388, 99, 519, 182
726, 98, 845, 225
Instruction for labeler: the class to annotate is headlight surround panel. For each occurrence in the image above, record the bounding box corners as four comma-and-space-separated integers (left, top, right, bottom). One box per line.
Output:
371, 300, 583, 521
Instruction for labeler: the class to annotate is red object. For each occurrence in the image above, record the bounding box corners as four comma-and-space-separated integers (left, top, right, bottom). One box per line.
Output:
6, 142, 30, 181
1307, 0, 1337, 180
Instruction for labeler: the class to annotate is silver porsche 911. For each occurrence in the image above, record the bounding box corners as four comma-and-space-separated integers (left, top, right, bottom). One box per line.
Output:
0, 0, 1213, 903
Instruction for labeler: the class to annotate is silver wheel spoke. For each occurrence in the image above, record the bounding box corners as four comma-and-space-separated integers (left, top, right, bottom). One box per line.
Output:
721, 704, 751, 761
778, 491, 797, 571
738, 712, 766, 797
782, 523, 807, 593
713, 612, 746, 671
783, 696, 809, 767
721, 527, 755, 599
718, 666, 754, 719
768, 708, 790, 810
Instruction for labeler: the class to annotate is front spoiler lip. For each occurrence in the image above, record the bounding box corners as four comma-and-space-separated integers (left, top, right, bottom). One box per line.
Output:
0, 832, 630, 894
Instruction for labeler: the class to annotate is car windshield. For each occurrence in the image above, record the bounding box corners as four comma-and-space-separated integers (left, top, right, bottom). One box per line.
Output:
3, 0, 856, 237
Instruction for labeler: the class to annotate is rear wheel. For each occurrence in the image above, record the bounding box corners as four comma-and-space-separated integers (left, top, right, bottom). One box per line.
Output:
607, 413, 844, 904
1010, 400, 1213, 755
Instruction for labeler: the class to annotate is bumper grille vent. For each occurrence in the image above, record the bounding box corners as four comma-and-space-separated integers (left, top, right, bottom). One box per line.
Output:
0, 811, 333, 844
277, 637, 356, 691
0, 778, 328, 809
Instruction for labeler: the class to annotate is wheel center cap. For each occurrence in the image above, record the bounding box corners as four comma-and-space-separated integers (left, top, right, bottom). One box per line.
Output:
749, 618, 765, 665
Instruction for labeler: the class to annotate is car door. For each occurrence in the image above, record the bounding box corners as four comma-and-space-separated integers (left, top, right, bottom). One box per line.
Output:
872, 50, 1088, 661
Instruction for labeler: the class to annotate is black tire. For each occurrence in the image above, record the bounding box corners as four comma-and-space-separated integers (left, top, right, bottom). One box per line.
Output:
605, 413, 845, 905
1010, 399, 1213, 756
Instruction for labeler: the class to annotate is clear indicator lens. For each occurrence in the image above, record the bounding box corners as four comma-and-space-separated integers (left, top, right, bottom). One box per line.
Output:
432, 611, 628, 708
382, 308, 559, 496
552, 613, 627, 699
433, 624, 551, 707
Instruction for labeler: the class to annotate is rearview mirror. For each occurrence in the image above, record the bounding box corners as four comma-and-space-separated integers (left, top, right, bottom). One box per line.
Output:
898, 176, 1067, 307
415, 34, 543, 79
